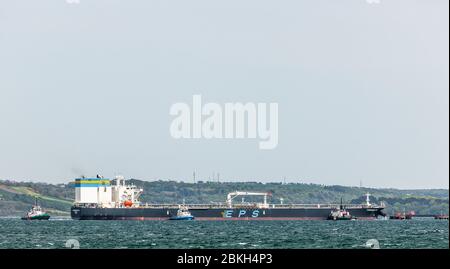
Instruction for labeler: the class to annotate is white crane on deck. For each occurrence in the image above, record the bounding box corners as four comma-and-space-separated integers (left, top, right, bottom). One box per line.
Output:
226, 191, 272, 208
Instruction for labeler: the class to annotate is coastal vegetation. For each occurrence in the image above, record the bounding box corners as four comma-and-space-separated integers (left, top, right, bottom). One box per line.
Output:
0, 179, 448, 216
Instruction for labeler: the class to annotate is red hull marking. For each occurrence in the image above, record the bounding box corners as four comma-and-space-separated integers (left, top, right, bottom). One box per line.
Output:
195, 217, 325, 221
91, 217, 377, 221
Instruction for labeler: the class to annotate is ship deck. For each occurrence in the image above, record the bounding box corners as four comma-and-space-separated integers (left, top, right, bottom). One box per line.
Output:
73, 203, 382, 210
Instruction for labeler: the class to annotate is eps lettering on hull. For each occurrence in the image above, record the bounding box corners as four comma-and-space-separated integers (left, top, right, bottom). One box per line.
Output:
223, 210, 260, 218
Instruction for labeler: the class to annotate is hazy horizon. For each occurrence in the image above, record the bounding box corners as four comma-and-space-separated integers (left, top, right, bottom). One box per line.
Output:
1, 0, 448, 189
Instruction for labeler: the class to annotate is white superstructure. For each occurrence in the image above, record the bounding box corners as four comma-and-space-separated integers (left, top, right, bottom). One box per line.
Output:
74, 175, 143, 208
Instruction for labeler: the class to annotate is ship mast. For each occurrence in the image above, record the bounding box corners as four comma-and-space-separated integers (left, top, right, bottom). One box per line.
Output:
366, 192, 371, 207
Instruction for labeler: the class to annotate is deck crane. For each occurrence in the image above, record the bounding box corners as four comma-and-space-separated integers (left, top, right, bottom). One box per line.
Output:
226, 191, 272, 208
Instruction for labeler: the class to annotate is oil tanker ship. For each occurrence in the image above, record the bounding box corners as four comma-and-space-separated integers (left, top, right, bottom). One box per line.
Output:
70, 176, 386, 220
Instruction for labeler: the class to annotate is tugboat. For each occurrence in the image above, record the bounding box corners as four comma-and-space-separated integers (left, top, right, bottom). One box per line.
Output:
21, 198, 50, 220
389, 210, 414, 220
327, 199, 356, 221
434, 211, 449, 220
169, 205, 195, 220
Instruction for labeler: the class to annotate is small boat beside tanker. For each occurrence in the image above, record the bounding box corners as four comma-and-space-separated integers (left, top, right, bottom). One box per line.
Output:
21, 198, 50, 220
327, 199, 356, 221
169, 206, 195, 221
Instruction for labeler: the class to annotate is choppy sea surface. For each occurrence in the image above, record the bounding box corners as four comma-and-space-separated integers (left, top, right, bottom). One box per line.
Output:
0, 218, 447, 249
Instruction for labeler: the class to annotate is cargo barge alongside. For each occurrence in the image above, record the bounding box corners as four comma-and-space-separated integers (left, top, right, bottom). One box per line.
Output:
71, 176, 386, 220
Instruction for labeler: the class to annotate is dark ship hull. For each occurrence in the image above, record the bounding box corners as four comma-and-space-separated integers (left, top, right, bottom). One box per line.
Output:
71, 206, 385, 220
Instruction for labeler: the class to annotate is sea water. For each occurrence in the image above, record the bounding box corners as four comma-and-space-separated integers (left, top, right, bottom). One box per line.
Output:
0, 218, 447, 249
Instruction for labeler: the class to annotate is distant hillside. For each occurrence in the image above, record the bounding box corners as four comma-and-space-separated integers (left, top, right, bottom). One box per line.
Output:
0, 181, 73, 216
0, 179, 448, 216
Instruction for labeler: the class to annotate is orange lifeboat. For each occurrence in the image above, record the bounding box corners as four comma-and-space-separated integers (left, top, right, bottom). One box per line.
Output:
123, 200, 133, 207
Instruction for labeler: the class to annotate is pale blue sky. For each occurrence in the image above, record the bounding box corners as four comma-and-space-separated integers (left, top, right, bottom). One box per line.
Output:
0, 0, 448, 188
